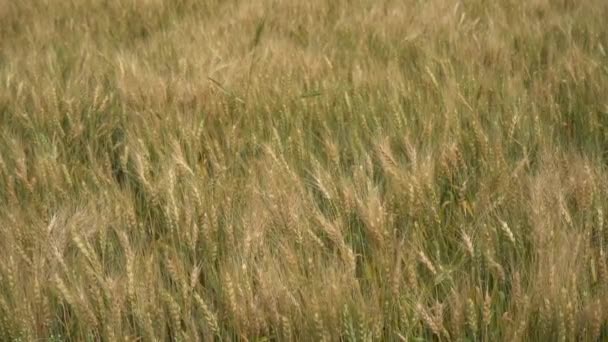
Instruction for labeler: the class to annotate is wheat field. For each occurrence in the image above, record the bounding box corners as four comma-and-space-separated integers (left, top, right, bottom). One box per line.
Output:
1, 0, 608, 341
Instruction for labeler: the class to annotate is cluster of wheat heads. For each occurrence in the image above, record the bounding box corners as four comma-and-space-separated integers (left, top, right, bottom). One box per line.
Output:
1, 0, 608, 340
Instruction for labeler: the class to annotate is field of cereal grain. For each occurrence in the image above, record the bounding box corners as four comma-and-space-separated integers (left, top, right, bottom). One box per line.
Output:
1, 1, 608, 340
